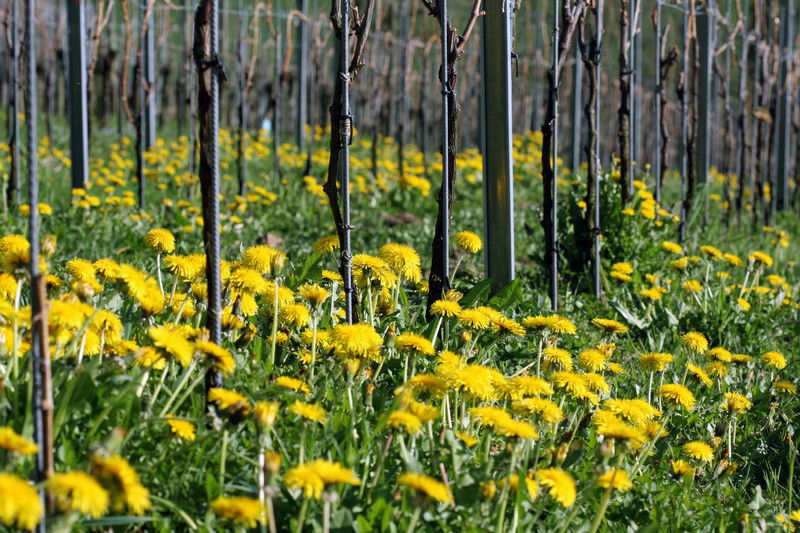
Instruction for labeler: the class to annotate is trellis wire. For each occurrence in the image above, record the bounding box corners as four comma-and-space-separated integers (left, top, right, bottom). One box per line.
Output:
26, 0, 50, 528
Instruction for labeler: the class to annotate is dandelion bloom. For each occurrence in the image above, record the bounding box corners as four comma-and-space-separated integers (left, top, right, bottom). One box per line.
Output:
378, 243, 422, 282
211, 497, 266, 528
662, 241, 684, 254
312, 235, 340, 254
591, 318, 629, 334
671, 460, 695, 477
706, 361, 728, 378
148, 326, 195, 367
298, 283, 331, 308
443, 364, 503, 402
686, 363, 713, 386
208, 388, 252, 416
534, 468, 576, 507
164, 415, 196, 441
659, 384, 696, 411
775, 381, 797, 394
0, 427, 38, 455
682, 280, 704, 293
683, 441, 714, 462
611, 262, 634, 275
707, 347, 733, 363
723, 253, 743, 267
578, 349, 608, 372
505, 376, 554, 399
281, 304, 312, 328
0, 473, 43, 530
455, 231, 482, 254
430, 299, 462, 318
48, 471, 109, 518
762, 351, 787, 370
387, 411, 423, 434
405, 374, 448, 398
512, 398, 564, 424
398, 472, 453, 504
700, 245, 724, 259
722, 392, 752, 413
457, 308, 493, 330
681, 332, 708, 354
523, 314, 577, 335
241, 244, 280, 274
330, 323, 382, 362
639, 352, 674, 372
253, 402, 280, 429
195, 340, 235, 374
395, 333, 435, 356
543, 347, 573, 371
455, 431, 479, 447
144, 228, 175, 254
289, 401, 327, 425
748, 251, 773, 267
604, 399, 661, 425
91, 454, 151, 515
275, 376, 310, 394
596, 469, 633, 491
285, 460, 360, 500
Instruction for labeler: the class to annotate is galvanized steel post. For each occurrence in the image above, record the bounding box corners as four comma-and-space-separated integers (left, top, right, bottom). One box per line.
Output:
481, 0, 516, 293
776, 0, 794, 210
67, 0, 89, 190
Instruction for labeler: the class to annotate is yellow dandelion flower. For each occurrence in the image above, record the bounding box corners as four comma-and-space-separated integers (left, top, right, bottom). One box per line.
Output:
662, 241, 684, 254
639, 352, 674, 372
683, 441, 714, 462
331, 323, 383, 361
455, 231, 482, 254
0, 473, 43, 530
722, 392, 752, 412
211, 497, 266, 528
681, 332, 708, 354
0, 427, 38, 455
659, 384, 696, 411
748, 251, 773, 267
430, 299, 462, 318
671, 459, 695, 477
398, 472, 453, 504
762, 351, 787, 369
591, 318, 629, 333
387, 411, 423, 434
91, 454, 151, 515
48, 472, 109, 518
534, 468, 576, 507
164, 415, 196, 441
395, 333, 435, 356
313, 235, 340, 254
208, 388, 252, 416
144, 228, 175, 254
289, 401, 326, 424
543, 346, 573, 371
597, 469, 633, 491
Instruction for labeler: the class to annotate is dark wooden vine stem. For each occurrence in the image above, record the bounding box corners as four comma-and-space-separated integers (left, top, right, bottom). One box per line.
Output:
418, 0, 484, 318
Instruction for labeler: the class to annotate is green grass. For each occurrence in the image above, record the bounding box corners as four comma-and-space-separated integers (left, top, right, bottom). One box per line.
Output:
0, 120, 799, 531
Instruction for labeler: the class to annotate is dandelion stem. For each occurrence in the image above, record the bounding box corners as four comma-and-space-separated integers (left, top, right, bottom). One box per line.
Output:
294, 498, 309, 533
158, 359, 199, 416
219, 429, 229, 492
156, 252, 164, 294
495, 443, 520, 532
268, 278, 281, 371
405, 507, 422, 533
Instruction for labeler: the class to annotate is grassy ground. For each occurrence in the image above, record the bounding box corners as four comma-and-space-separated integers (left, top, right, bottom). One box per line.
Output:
0, 123, 799, 531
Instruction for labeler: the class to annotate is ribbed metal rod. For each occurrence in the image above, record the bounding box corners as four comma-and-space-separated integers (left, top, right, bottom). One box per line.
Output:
208, 0, 222, 345
9, 0, 20, 209
26, 1, 49, 530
